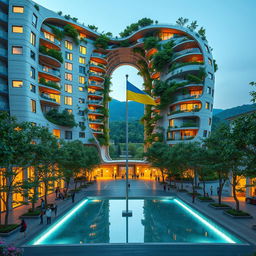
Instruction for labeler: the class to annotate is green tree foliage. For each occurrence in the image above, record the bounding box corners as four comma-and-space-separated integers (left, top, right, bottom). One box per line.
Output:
88, 25, 98, 31
198, 27, 206, 40
63, 24, 79, 44
143, 36, 160, 50
39, 45, 63, 63
176, 17, 189, 26
249, 82, 256, 103
94, 34, 110, 49
187, 21, 198, 31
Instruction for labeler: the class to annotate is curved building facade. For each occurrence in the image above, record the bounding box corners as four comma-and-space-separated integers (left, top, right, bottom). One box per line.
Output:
3, 0, 215, 159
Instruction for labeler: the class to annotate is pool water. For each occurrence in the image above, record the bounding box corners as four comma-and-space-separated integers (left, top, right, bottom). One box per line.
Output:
30, 198, 242, 245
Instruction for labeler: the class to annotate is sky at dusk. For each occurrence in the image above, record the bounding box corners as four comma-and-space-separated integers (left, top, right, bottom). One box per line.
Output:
35, 0, 256, 109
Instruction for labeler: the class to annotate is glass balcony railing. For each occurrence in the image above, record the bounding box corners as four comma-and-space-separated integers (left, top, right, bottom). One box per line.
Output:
40, 32, 61, 46
88, 109, 103, 114
89, 119, 104, 124
39, 65, 61, 78
89, 71, 105, 77
174, 94, 201, 101
40, 93, 60, 103
173, 48, 201, 59
88, 100, 103, 106
91, 53, 107, 58
88, 91, 103, 96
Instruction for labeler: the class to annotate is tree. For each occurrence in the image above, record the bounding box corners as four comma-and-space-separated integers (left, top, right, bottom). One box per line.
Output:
249, 81, 256, 103
198, 27, 206, 40
94, 34, 110, 49
176, 17, 189, 26
88, 24, 98, 31
187, 21, 198, 31
143, 36, 160, 51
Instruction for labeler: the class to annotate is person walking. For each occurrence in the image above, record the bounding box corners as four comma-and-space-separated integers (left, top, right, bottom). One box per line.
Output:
20, 219, 27, 237
41, 198, 45, 211
39, 210, 44, 224
210, 185, 213, 196
46, 207, 52, 224
163, 184, 166, 191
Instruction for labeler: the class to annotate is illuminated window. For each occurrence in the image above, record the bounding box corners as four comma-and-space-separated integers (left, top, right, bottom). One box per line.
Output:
79, 132, 85, 138
65, 52, 73, 60
12, 46, 22, 54
44, 31, 54, 42
31, 99, 36, 113
79, 56, 85, 64
79, 46, 87, 54
78, 86, 84, 91
13, 6, 24, 13
32, 13, 37, 27
65, 72, 72, 81
12, 26, 23, 33
65, 40, 73, 50
206, 102, 210, 109
169, 119, 174, 127
79, 76, 85, 84
30, 31, 36, 46
159, 32, 173, 41
65, 131, 72, 140
53, 129, 60, 138
65, 109, 72, 114
65, 62, 73, 71
64, 84, 72, 93
12, 80, 23, 87
64, 96, 72, 105
30, 84, 36, 93
30, 66, 35, 79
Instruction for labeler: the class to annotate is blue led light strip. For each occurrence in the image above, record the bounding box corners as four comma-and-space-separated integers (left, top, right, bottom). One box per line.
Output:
174, 199, 236, 244
33, 199, 88, 245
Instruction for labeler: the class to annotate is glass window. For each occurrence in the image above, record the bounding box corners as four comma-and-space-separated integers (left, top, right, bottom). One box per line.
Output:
79, 122, 85, 127
207, 87, 211, 94
203, 130, 208, 137
31, 99, 36, 113
65, 131, 72, 140
53, 129, 60, 138
12, 26, 23, 33
79, 132, 85, 138
30, 67, 35, 79
65, 109, 72, 114
32, 13, 37, 27
30, 84, 36, 93
44, 32, 54, 42
78, 110, 84, 116
79, 76, 85, 84
65, 72, 72, 81
208, 72, 214, 80
208, 118, 212, 126
78, 86, 84, 91
79, 56, 85, 64
79, 46, 86, 54
208, 58, 212, 66
205, 102, 210, 109
64, 96, 72, 105
65, 62, 73, 71
30, 32, 36, 46
30, 50, 35, 60
65, 52, 73, 61
79, 98, 85, 104
65, 40, 73, 50
13, 6, 24, 13
79, 66, 85, 74
64, 84, 72, 93
12, 46, 23, 55
12, 80, 23, 87
212, 89, 214, 97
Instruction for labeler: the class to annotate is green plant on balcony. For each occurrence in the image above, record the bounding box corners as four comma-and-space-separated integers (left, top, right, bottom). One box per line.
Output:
39, 77, 61, 90
143, 36, 160, 51
79, 123, 86, 131
88, 25, 98, 31
64, 14, 71, 20
169, 109, 184, 115
120, 40, 130, 47
213, 59, 218, 72
198, 27, 206, 40
169, 61, 204, 72
39, 45, 63, 63
94, 34, 110, 49
63, 24, 79, 44
46, 24, 64, 41
181, 122, 198, 127
45, 109, 77, 127
186, 67, 206, 83
34, 4, 39, 11
80, 37, 87, 44
183, 136, 195, 140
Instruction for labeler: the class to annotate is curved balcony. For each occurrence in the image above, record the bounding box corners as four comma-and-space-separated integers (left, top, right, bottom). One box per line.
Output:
38, 65, 61, 82
173, 40, 198, 51
39, 52, 62, 68
90, 128, 104, 134
88, 81, 104, 90
89, 72, 105, 83
170, 93, 202, 106
88, 109, 104, 116
167, 136, 196, 142
151, 71, 160, 79
39, 82, 61, 95
40, 31, 61, 50
88, 91, 103, 98
88, 99, 103, 107
90, 53, 107, 65
89, 63, 106, 73
172, 48, 202, 62
40, 93, 60, 106
168, 125, 199, 131
88, 119, 104, 125
168, 106, 202, 118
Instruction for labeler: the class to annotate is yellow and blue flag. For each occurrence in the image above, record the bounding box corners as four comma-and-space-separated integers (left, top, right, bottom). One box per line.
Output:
126, 81, 157, 106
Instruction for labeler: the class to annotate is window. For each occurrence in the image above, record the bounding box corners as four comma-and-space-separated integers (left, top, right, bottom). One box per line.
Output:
65, 52, 73, 61
78, 86, 84, 91
31, 122, 36, 126
13, 6, 24, 13
12, 80, 23, 87
31, 99, 36, 113
64, 84, 72, 93
32, 13, 37, 27
211, 104, 213, 111
207, 87, 211, 94
205, 102, 210, 109
79, 132, 85, 138
212, 89, 214, 97
79, 46, 86, 54
79, 56, 85, 64
79, 76, 85, 84
79, 122, 85, 127
78, 110, 84, 116
53, 129, 60, 138
30, 84, 36, 93
65, 40, 73, 50
208, 58, 212, 66
65, 131, 72, 140
203, 130, 208, 137
79, 98, 85, 104
205, 44, 210, 53
30, 50, 35, 60
30, 67, 35, 79
65, 72, 72, 81
30, 32, 36, 46
79, 66, 85, 74
64, 96, 72, 105
208, 118, 212, 126
65, 108, 72, 114
12, 46, 22, 55
12, 26, 23, 33
65, 62, 73, 71
208, 72, 214, 80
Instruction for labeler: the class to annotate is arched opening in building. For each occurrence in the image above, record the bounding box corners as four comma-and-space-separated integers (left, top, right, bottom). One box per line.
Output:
109, 65, 144, 160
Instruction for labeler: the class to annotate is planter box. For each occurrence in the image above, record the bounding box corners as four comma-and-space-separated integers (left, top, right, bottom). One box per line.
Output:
197, 198, 214, 202
208, 204, 231, 210
0, 225, 20, 237
20, 215, 40, 219
223, 210, 253, 219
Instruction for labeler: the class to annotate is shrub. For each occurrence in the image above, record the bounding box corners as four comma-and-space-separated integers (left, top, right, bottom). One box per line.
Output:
94, 34, 110, 49
198, 196, 213, 201
39, 45, 63, 63
39, 78, 61, 90
143, 36, 160, 50
210, 203, 230, 208
63, 24, 79, 44
45, 109, 77, 127
225, 209, 251, 216
0, 224, 20, 233
21, 209, 41, 217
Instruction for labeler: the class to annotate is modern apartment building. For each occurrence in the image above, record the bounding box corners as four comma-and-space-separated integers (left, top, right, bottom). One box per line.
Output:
1, 0, 215, 158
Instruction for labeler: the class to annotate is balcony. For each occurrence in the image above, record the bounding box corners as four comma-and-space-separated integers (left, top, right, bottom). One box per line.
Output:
0, 30, 7, 41
88, 109, 104, 116
89, 72, 105, 82
88, 81, 104, 90
90, 53, 107, 65
146, 48, 158, 59
168, 123, 199, 131
90, 128, 103, 134
39, 46, 63, 68
88, 91, 103, 98
88, 99, 103, 107
0, 48, 7, 59
39, 65, 61, 81
173, 93, 201, 102
89, 63, 106, 73
0, 12, 7, 23
40, 93, 60, 106
167, 136, 195, 141
40, 31, 61, 50
89, 119, 104, 125
168, 107, 201, 116
39, 80, 61, 94
172, 48, 202, 62
0, 66, 7, 77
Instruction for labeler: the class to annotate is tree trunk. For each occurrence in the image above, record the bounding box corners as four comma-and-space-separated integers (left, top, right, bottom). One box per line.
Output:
31, 186, 37, 211
232, 175, 239, 211
161, 169, 164, 183
218, 173, 222, 205
192, 176, 195, 203
65, 179, 70, 197
44, 183, 48, 206
4, 193, 10, 225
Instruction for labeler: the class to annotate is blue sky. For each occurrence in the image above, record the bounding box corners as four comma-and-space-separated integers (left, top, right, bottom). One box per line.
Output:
35, 0, 256, 109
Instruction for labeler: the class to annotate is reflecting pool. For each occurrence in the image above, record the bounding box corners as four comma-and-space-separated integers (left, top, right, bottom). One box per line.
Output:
30, 198, 243, 245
